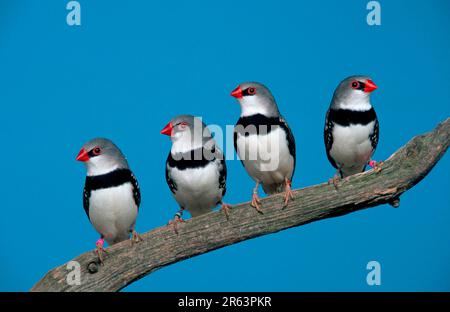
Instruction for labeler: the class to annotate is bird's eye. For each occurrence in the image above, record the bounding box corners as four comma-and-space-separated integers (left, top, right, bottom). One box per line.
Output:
247, 87, 256, 95
179, 122, 188, 129
351, 81, 360, 89
92, 147, 102, 155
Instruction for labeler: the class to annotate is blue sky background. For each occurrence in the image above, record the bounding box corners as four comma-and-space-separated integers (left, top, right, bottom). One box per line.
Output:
0, 0, 449, 291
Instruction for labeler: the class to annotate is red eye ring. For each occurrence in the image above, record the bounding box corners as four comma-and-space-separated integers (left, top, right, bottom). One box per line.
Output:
351, 81, 359, 89
247, 87, 256, 95
92, 147, 101, 155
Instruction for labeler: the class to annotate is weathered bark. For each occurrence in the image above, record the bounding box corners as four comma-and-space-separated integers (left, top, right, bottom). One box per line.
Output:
31, 118, 450, 292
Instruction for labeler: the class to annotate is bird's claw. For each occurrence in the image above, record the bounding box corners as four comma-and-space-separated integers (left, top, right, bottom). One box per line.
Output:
168, 215, 184, 235
368, 160, 384, 173
328, 175, 340, 189
95, 247, 106, 265
251, 193, 263, 214
95, 238, 107, 265
282, 180, 294, 208
220, 203, 232, 220
130, 230, 143, 246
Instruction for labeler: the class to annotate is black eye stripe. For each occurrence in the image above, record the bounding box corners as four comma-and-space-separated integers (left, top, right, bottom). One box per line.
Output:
351, 81, 366, 90
242, 87, 256, 96
88, 147, 102, 157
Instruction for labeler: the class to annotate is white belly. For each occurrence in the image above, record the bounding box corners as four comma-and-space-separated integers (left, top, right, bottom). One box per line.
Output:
171, 161, 222, 217
89, 183, 138, 245
330, 122, 375, 173
236, 127, 294, 186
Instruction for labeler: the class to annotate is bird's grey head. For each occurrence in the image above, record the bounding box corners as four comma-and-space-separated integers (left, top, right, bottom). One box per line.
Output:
76, 138, 129, 176
330, 75, 378, 111
161, 115, 214, 154
230, 82, 280, 117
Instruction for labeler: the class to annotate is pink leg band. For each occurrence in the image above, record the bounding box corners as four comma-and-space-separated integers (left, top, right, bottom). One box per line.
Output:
96, 238, 104, 248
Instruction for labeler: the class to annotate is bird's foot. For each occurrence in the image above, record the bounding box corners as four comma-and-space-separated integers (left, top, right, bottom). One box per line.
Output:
130, 230, 143, 246
368, 160, 384, 173
95, 238, 108, 265
282, 180, 294, 208
328, 175, 340, 189
220, 203, 232, 220
168, 213, 184, 235
251, 193, 263, 214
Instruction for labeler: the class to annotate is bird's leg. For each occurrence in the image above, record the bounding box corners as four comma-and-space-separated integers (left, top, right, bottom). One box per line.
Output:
220, 201, 232, 220
328, 170, 341, 189
368, 159, 384, 173
282, 179, 295, 208
251, 182, 263, 214
95, 237, 107, 265
130, 229, 143, 246
168, 208, 185, 235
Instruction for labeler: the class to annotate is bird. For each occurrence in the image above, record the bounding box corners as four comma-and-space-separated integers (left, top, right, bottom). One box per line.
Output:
230, 82, 296, 211
161, 115, 230, 232
324, 75, 382, 186
76, 138, 142, 263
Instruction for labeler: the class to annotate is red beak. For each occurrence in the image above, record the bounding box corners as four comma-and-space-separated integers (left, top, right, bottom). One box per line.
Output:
230, 85, 243, 99
364, 79, 378, 93
160, 122, 173, 136
76, 148, 90, 162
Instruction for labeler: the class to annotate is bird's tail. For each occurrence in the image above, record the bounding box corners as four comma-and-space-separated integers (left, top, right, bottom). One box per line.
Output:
262, 183, 285, 195
340, 165, 367, 178
105, 233, 130, 246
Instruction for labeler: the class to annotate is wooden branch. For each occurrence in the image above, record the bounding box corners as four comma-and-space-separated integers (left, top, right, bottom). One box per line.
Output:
31, 118, 450, 292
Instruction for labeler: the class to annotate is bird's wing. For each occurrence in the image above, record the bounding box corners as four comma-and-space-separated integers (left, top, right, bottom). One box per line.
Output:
233, 129, 237, 153
165, 155, 177, 194
370, 118, 379, 151
324, 109, 338, 169
83, 186, 91, 220
279, 116, 296, 177
207, 144, 227, 198
233, 124, 245, 167
218, 156, 227, 197
130, 171, 141, 208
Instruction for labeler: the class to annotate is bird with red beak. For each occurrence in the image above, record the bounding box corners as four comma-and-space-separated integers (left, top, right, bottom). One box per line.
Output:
324, 75, 383, 187
76, 138, 142, 263
160, 121, 173, 137
231, 82, 297, 211
161, 115, 231, 233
